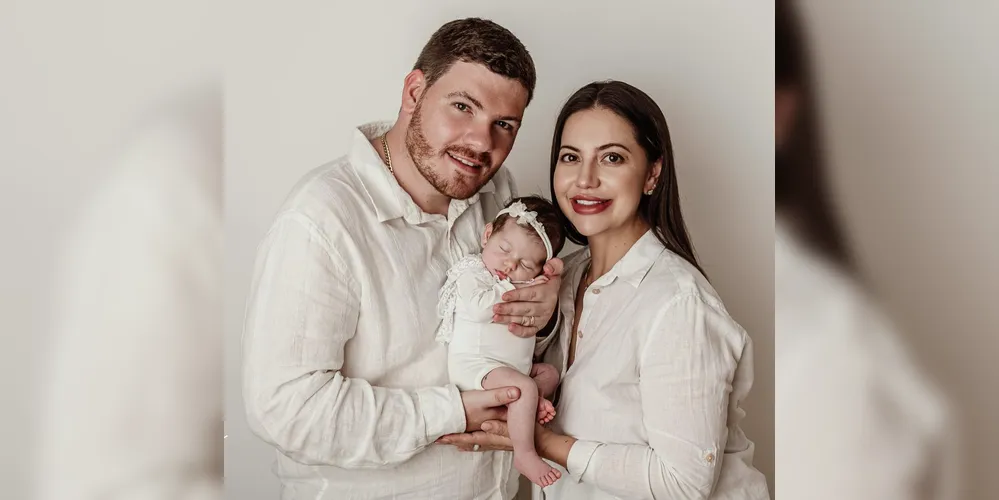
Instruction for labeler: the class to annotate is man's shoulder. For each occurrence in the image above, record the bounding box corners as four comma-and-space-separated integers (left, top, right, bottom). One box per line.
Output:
281, 156, 363, 212
270, 156, 373, 236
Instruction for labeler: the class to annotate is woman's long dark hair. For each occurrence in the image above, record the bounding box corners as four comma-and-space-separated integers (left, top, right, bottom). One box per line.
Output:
549, 80, 705, 277
777, 0, 853, 268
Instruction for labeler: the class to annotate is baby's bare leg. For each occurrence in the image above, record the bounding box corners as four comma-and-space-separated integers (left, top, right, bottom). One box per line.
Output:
481, 367, 562, 487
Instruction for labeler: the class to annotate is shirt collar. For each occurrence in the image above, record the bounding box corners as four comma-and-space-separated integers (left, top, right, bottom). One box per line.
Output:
348, 121, 495, 224
585, 230, 666, 289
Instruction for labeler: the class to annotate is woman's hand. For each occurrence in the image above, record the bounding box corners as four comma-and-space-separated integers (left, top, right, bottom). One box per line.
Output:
436, 420, 551, 452
493, 258, 564, 338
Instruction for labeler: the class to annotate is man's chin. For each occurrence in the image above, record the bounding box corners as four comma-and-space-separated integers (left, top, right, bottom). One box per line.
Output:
437, 178, 486, 200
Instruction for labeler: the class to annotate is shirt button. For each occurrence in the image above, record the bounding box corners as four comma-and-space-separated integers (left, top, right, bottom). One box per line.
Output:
591, 287, 601, 294
705, 452, 715, 464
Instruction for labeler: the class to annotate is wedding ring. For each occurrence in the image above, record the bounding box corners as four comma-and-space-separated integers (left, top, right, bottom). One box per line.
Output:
473, 444, 480, 451
524, 315, 534, 327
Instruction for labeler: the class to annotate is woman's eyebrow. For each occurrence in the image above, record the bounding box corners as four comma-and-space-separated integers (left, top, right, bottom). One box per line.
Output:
598, 143, 631, 152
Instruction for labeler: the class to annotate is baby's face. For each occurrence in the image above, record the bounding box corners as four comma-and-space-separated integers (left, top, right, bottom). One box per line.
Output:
481, 223, 548, 282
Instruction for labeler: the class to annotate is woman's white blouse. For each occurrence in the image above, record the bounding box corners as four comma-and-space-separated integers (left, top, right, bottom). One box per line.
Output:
536, 230, 770, 499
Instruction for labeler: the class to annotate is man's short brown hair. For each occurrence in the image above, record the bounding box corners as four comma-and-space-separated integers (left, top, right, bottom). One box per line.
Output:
414, 18, 536, 104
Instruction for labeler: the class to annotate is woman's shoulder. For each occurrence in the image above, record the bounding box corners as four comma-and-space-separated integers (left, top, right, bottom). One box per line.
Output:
776, 229, 950, 443
643, 248, 724, 307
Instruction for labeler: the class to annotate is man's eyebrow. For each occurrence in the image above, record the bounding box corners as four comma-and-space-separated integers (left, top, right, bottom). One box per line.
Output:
446, 91, 483, 110
446, 91, 522, 124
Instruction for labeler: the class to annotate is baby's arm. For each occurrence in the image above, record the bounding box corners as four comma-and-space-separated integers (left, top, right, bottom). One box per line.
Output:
457, 274, 514, 322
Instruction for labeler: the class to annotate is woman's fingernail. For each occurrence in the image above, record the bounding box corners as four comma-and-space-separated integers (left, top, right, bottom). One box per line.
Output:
482, 423, 493, 432
508, 388, 518, 399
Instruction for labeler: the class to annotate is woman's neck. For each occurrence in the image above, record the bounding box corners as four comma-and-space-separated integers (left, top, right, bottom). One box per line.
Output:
586, 217, 650, 281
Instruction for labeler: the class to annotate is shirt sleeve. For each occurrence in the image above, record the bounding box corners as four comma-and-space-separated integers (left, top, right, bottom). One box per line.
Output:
534, 312, 561, 359
566, 293, 746, 499
242, 213, 466, 468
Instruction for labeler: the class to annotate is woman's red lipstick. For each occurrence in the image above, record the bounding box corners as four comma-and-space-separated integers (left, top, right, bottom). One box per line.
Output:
571, 195, 612, 215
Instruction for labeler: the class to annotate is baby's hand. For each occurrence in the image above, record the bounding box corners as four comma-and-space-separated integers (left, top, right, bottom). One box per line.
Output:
511, 275, 548, 288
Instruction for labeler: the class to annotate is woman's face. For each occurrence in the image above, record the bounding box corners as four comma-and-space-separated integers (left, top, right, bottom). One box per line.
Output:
553, 107, 659, 240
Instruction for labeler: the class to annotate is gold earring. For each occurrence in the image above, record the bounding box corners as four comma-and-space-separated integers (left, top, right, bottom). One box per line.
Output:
645, 188, 654, 195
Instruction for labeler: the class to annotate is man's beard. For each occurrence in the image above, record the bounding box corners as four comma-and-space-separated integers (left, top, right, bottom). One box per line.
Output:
405, 98, 497, 200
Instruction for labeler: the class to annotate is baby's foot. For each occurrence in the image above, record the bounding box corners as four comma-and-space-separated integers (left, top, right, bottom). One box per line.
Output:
514, 451, 562, 488
537, 397, 556, 424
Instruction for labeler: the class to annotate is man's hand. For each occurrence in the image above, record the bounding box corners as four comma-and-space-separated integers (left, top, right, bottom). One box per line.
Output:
459, 387, 520, 432
493, 258, 563, 338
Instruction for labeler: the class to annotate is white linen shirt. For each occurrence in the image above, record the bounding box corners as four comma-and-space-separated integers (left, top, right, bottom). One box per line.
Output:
241, 122, 522, 499
535, 231, 770, 500
775, 220, 956, 499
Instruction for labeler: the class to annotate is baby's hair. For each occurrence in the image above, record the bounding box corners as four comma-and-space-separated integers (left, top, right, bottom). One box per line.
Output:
492, 196, 566, 258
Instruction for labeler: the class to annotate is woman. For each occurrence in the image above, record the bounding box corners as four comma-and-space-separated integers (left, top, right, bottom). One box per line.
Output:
775, 2, 955, 498
440, 80, 770, 499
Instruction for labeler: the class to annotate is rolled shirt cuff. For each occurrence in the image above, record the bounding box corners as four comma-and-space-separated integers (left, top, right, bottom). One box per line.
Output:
566, 439, 602, 483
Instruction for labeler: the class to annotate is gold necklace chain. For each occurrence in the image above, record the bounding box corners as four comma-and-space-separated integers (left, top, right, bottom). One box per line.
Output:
380, 133, 393, 173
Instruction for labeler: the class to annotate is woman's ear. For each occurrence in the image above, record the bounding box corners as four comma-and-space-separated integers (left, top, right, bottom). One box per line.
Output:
481, 223, 494, 248
776, 86, 800, 149
401, 69, 427, 115
645, 158, 663, 193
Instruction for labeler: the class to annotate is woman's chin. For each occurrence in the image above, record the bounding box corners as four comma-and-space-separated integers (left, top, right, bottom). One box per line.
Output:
569, 221, 606, 239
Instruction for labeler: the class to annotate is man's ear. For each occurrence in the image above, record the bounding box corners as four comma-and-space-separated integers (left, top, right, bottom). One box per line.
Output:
481, 222, 494, 248
401, 69, 427, 116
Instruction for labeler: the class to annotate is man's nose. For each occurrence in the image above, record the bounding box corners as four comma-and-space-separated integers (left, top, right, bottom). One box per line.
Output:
462, 122, 494, 156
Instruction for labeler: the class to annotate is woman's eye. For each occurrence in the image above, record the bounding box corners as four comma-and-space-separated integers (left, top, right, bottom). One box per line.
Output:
605, 153, 623, 163
454, 102, 469, 112
560, 153, 578, 163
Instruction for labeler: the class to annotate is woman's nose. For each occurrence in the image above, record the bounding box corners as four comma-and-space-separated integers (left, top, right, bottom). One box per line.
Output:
575, 159, 599, 189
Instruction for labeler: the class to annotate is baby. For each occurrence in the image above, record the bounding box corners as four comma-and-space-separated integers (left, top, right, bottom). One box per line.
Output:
436, 196, 565, 487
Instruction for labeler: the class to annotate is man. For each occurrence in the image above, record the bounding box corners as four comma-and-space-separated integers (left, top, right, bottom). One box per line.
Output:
242, 18, 562, 500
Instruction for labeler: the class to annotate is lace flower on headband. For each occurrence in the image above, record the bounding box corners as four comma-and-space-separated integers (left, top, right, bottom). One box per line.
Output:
497, 201, 553, 261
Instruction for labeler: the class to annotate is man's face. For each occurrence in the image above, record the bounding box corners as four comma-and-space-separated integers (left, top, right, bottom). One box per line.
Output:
405, 61, 529, 200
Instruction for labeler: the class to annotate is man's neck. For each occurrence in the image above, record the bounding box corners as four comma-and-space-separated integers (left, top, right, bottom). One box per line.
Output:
586, 218, 649, 281
371, 125, 451, 216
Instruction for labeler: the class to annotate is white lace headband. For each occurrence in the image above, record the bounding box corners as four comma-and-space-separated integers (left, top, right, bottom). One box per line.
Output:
496, 201, 553, 262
